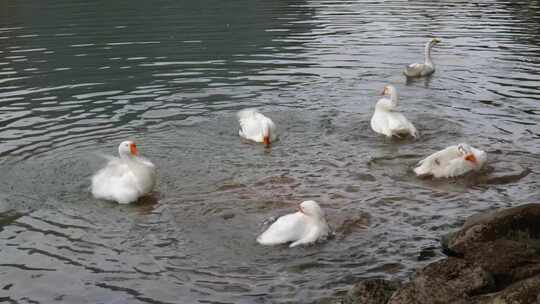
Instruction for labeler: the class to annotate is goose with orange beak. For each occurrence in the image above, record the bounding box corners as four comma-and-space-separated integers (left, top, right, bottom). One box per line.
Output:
91, 141, 156, 204
371, 85, 419, 139
257, 200, 329, 248
414, 143, 487, 178
238, 108, 277, 147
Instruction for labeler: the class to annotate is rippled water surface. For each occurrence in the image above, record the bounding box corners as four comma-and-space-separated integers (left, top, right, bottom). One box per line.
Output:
1, 0, 540, 303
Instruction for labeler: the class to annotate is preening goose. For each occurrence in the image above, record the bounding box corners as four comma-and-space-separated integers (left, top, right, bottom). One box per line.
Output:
257, 200, 329, 248
414, 143, 487, 178
370, 85, 419, 139
238, 108, 278, 147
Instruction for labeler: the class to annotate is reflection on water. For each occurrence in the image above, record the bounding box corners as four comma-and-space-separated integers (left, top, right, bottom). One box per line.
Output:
1, 0, 539, 303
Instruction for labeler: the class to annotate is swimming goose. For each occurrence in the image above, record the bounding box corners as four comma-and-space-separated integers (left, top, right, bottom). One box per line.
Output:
404, 38, 441, 77
414, 143, 487, 178
370, 85, 419, 138
238, 108, 277, 147
257, 200, 329, 248
91, 141, 157, 204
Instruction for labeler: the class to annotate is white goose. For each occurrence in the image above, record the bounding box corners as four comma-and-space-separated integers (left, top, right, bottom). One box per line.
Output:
238, 108, 277, 146
370, 85, 419, 138
257, 200, 329, 248
91, 141, 157, 204
414, 143, 487, 178
404, 38, 441, 77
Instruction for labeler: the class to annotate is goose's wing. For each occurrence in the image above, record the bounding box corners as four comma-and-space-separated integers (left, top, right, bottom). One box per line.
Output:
136, 156, 156, 169
237, 108, 260, 121
404, 63, 425, 77
444, 158, 473, 177
371, 111, 392, 137
289, 221, 330, 247
91, 160, 139, 203
257, 213, 306, 245
387, 112, 418, 138
238, 109, 265, 140
97, 157, 130, 177
417, 145, 460, 167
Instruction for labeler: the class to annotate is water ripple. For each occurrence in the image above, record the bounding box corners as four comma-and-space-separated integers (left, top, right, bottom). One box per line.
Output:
0, 0, 539, 303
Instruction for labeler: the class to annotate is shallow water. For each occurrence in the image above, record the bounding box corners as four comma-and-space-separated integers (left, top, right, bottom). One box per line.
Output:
1, 0, 539, 303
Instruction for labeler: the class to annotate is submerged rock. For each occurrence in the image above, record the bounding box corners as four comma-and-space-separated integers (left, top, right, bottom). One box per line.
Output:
417, 246, 438, 261
334, 213, 370, 240
340, 203, 540, 304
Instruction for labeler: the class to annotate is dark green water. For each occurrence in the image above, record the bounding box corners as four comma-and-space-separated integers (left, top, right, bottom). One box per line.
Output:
0, 0, 539, 303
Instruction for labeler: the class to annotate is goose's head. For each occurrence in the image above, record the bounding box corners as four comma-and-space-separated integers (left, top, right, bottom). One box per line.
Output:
119, 140, 139, 158
380, 85, 397, 97
298, 200, 325, 220
429, 38, 441, 46
457, 143, 479, 166
376, 85, 399, 110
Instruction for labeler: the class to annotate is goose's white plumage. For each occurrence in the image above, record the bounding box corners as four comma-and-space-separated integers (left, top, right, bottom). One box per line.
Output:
238, 109, 277, 145
404, 38, 441, 77
91, 141, 156, 204
414, 143, 487, 178
257, 200, 329, 248
371, 85, 419, 138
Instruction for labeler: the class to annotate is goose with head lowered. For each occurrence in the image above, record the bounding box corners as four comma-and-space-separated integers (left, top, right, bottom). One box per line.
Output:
257, 200, 330, 248
91, 141, 157, 204
404, 38, 441, 78
414, 143, 487, 178
237, 108, 278, 147
370, 85, 419, 139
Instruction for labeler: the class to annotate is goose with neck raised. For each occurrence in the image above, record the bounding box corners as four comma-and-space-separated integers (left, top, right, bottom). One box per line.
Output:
91, 141, 156, 204
238, 108, 277, 147
404, 38, 441, 77
257, 200, 329, 248
370, 85, 419, 139
414, 143, 487, 178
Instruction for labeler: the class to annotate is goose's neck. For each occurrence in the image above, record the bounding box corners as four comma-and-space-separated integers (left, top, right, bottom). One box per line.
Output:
376, 94, 399, 112
262, 123, 270, 137
388, 91, 399, 108
121, 154, 140, 168
424, 42, 433, 66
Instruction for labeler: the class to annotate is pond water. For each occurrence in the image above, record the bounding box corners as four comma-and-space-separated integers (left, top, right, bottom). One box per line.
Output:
1, 0, 539, 303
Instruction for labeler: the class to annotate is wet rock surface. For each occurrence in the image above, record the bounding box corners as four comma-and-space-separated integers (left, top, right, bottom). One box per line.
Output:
387, 258, 495, 304
344, 279, 401, 304
342, 203, 540, 304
